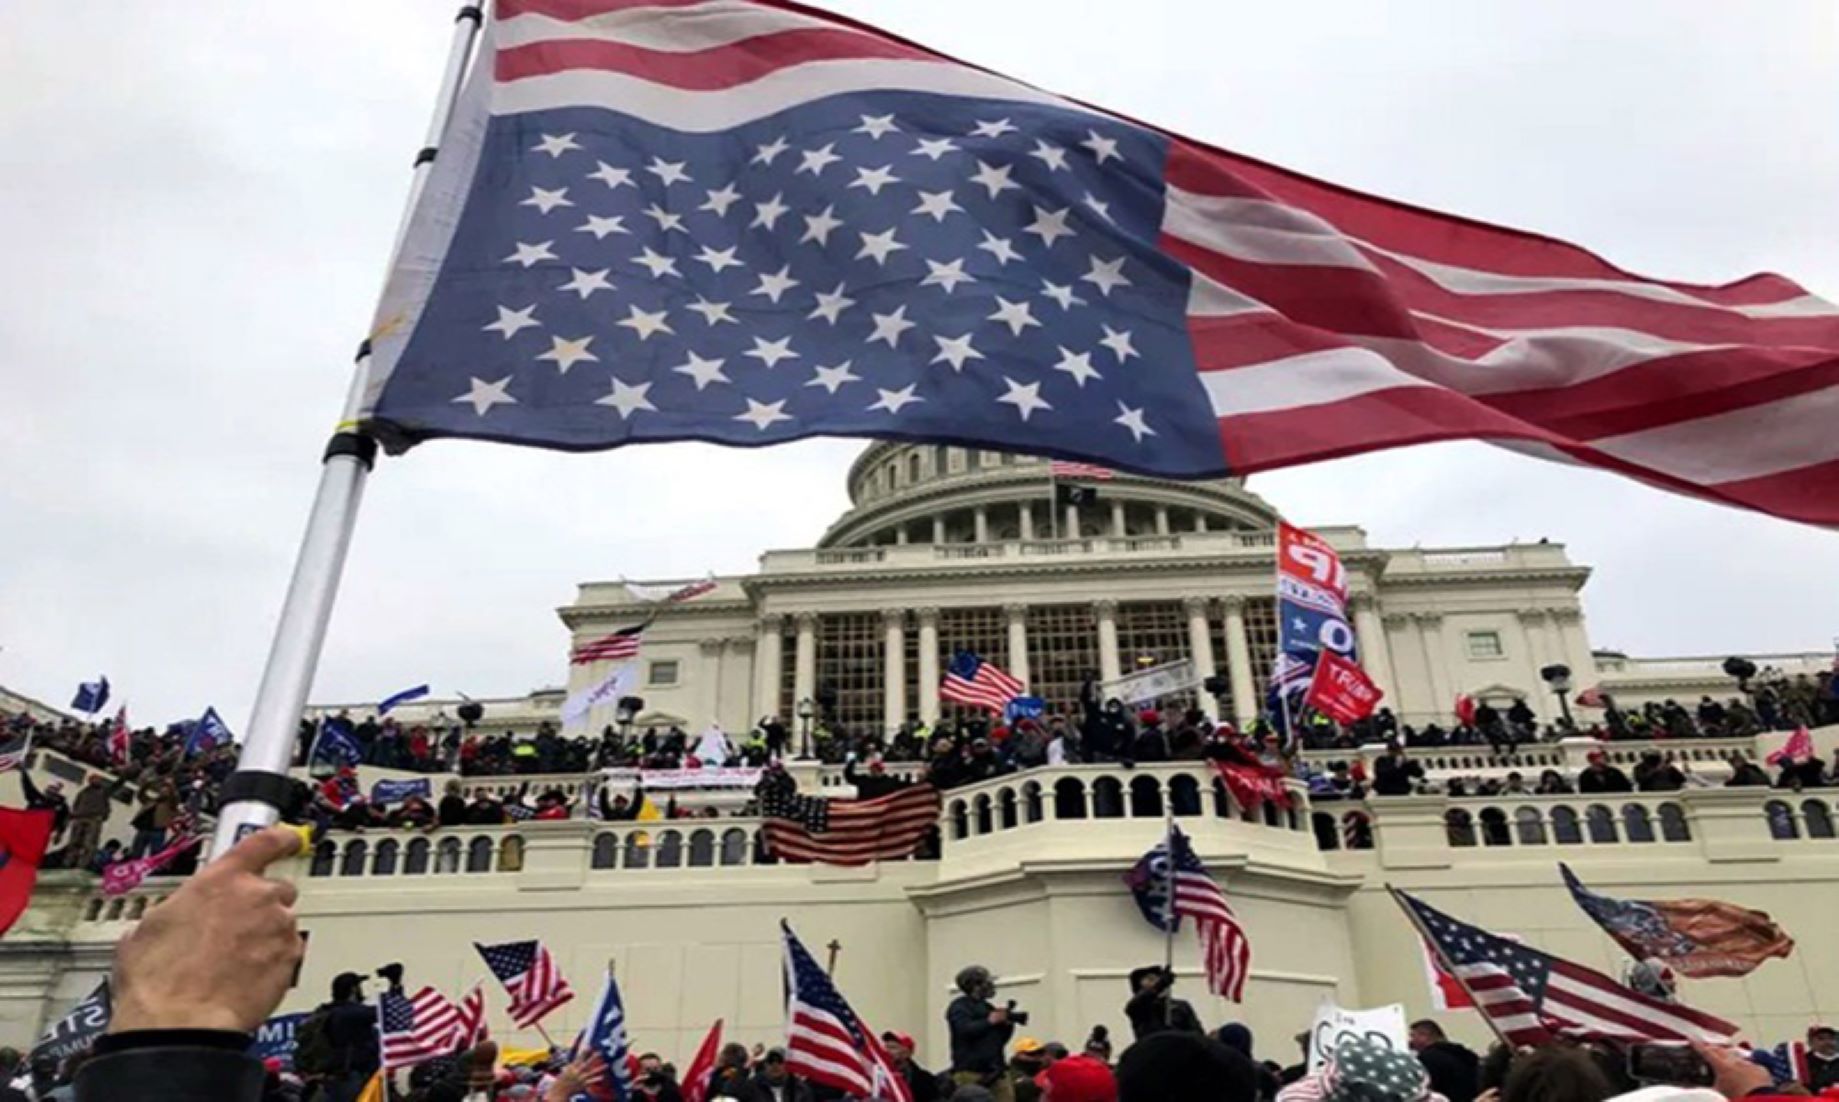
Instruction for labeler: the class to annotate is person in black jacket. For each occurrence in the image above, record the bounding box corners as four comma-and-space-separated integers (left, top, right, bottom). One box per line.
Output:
946, 965, 1015, 1100
19, 773, 70, 840
1123, 966, 1203, 1041
1409, 1019, 1479, 1102
74, 826, 308, 1102
1577, 752, 1634, 793
436, 780, 468, 827
1372, 744, 1424, 797
879, 1032, 940, 1102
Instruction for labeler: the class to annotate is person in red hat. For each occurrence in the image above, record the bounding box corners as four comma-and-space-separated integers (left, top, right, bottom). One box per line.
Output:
1577, 750, 1633, 794
1038, 1029, 1116, 1102
880, 1031, 940, 1102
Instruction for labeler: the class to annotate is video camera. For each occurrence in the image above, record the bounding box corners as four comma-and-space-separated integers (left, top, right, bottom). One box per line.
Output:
1005, 1000, 1031, 1027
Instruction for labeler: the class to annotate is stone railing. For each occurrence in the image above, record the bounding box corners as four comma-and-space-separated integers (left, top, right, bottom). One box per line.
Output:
1299, 736, 1760, 781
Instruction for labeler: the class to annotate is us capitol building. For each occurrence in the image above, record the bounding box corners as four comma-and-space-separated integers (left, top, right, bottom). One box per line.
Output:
4, 443, 1834, 1065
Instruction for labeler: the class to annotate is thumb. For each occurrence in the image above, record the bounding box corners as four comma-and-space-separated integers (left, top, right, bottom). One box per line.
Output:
212, 824, 310, 876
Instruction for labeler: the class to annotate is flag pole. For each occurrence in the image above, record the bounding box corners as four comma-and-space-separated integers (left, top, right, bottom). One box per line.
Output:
1048, 467, 1060, 541
1385, 885, 1512, 1050
207, 5, 486, 860
1162, 813, 1177, 1026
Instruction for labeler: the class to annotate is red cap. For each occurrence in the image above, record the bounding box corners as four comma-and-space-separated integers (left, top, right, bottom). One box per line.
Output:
883, 1031, 916, 1051
1042, 1055, 1118, 1102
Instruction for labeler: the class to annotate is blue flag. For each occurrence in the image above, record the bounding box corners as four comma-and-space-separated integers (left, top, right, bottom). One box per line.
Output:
370, 778, 433, 806
1121, 830, 1179, 934
313, 717, 362, 767
576, 971, 633, 1102
377, 684, 430, 715
1003, 696, 1046, 724
186, 707, 233, 757
70, 677, 110, 714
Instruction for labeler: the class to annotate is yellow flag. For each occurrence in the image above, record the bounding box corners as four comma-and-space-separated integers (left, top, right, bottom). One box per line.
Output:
636, 794, 662, 821
355, 1071, 386, 1102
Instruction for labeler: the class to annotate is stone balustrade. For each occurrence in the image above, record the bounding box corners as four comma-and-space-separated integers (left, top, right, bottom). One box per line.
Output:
1298, 735, 1760, 780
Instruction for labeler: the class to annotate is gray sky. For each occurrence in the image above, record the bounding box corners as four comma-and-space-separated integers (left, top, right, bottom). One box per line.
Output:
2, 2, 1834, 726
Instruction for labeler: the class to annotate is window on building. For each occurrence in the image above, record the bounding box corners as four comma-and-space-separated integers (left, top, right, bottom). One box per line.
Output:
1028, 605, 1101, 714
1117, 602, 1195, 713
1217, 598, 1281, 721
907, 453, 921, 483
1466, 631, 1504, 659
933, 444, 948, 476
816, 612, 884, 735
648, 659, 680, 687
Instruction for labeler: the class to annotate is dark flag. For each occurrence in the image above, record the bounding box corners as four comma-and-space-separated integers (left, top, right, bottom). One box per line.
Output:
378, 684, 431, 715
1121, 834, 1178, 934
186, 706, 234, 757
31, 981, 111, 1068
313, 717, 363, 767
70, 677, 109, 715
1560, 863, 1795, 978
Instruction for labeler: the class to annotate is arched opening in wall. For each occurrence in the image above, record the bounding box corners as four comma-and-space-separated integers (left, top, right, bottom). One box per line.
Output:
466, 837, 494, 873
373, 840, 400, 877
1550, 806, 1583, 845
1479, 808, 1510, 847
105, 899, 125, 921
656, 831, 684, 868
1658, 803, 1691, 842
1092, 777, 1125, 819
949, 800, 969, 840
720, 828, 750, 865
1445, 809, 1476, 847
1341, 811, 1373, 850
973, 794, 994, 835
498, 835, 525, 872
1169, 775, 1202, 818
1021, 782, 1044, 824
592, 834, 619, 869
998, 788, 1018, 831
907, 453, 920, 483
1261, 800, 1282, 828
689, 830, 716, 867
309, 840, 336, 878
1129, 776, 1163, 819
1621, 804, 1656, 844
1802, 801, 1835, 840
84, 898, 103, 922
1054, 779, 1087, 820
1584, 805, 1618, 844
1765, 801, 1799, 840
1312, 812, 1341, 851
339, 840, 369, 877
435, 837, 462, 874
405, 838, 431, 875
128, 898, 149, 920
1514, 808, 1547, 845
625, 833, 653, 868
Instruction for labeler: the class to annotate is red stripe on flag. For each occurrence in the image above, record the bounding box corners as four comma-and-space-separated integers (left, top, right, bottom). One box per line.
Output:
496, 28, 932, 90
497, 0, 712, 18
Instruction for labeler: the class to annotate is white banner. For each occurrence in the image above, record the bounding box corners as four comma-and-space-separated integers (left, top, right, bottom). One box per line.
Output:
1100, 658, 1197, 707
1307, 999, 1408, 1073
561, 661, 637, 728
598, 766, 763, 791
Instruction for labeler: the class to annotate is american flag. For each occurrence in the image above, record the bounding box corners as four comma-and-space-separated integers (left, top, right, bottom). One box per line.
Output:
1167, 827, 1251, 1002
456, 981, 490, 1049
781, 922, 912, 1102
940, 651, 1025, 713
355, 0, 1839, 528
1049, 460, 1114, 480
571, 624, 646, 665
0, 732, 32, 774
379, 986, 464, 1069
757, 769, 939, 866
475, 939, 575, 1028
107, 707, 130, 766
625, 577, 718, 604
1398, 889, 1738, 1046
576, 971, 635, 1102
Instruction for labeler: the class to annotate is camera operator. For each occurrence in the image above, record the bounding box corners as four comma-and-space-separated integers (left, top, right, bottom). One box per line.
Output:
947, 966, 1020, 1101
1123, 965, 1203, 1041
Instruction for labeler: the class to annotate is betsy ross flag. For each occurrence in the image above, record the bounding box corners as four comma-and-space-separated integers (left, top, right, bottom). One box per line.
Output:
571, 625, 646, 665
1398, 888, 1738, 1046
1125, 826, 1252, 1002
941, 651, 1025, 713
354, 0, 1839, 527
1049, 460, 1114, 480
379, 986, 464, 1069
756, 768, 939, 866
476, 939, 575, 1028
1560, 863, 1795, 978
781, 922, 911, 1102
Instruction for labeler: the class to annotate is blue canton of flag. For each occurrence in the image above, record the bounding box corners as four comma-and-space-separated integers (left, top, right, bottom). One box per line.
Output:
313, 717, 363, 767
71, 678, 109, 715
1122, 835, 1178, 934
187, 707, 233, 757
575, 972, 634, 1102
1559, 864, 1698, 961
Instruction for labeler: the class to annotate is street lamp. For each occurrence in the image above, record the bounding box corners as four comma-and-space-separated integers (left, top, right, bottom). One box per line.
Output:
615, 695, 642, 743
796, 697, 816, 760
1539, 664, 1574, 730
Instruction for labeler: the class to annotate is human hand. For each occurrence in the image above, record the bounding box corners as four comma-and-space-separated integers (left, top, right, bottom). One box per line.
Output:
545, 1052, 606, 1101
1475, 1089, 1499, 1102
1694, 1041, 1773, 1101
109, 826, 306, 1034
989, 1008, 1010, 1025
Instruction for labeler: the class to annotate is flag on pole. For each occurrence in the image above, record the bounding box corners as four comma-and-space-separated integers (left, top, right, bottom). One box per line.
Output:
0, 732, 33, 774
1121, 833, 1179, 934
1397, 888, 1738, 1045
353, 0, 1839, 526
378, 684, 432, 715
186, 707, 234, 757
1559, 863, 1795, 978
623, 577, 718, 604
313, 716, 364, 767
101, 835, 204, 898
571, 626, 646, 666
940, 651, 1025, 713
106, 707, 131, 766
756, 769, 939, 866
575, 971, 635, 1102
1766, 726, 1816, 766
679, 1019, 725, 1102
379, 986, 464, 1069
1166, 826, 1251, 1001
0, 809, 55, 938
70, 678, 109, 715
781, 922, 912, 1102
475, 939, 575, 1028
1303, 651, 1382, 725
1049, 461, 1115, 481
456, 981, 490, 1049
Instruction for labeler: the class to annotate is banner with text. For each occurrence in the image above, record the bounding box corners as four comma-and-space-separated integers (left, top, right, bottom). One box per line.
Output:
1101, 659, 1198, 707
599, 766, 764, 791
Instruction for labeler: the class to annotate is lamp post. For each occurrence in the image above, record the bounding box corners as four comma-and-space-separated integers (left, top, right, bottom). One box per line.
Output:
615, 696, 640, 745
1539, 664, 1574, 730
796, 697, 815, 760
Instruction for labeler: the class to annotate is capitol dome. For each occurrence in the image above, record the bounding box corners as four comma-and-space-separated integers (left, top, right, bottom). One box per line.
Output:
819, 442, 1280, 548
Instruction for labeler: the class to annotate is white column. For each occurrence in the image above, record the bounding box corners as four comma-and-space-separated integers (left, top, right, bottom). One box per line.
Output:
722, 637, 751, 731
699, 638, 724, 729
1018, 503, 1035, 542
974, 506, 989, 544
1183, 597, 1219, 720
917, 607, 940, 724
1552, 608, 1598, 689
895, 526, 909, 545
932, 515, 946, 544
1110, 501, 1127, 537
753, 614, 784, 720
1221, 595, 1256, 726
1193, 513, 1208, 534
1385, 612, 1424, 718
1154, 506, 1170, 535
1350, 594, 1396, 707
1065, 503, 1081, 539
792, 612, 818, 711
883, 609, 906, 733
1416, 613, 1453, 718
1005, 604, 1031, 687
1095, 600, 1122, 686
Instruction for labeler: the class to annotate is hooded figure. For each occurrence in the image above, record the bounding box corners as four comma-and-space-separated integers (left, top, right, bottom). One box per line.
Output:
1123, 965, 1203, 1041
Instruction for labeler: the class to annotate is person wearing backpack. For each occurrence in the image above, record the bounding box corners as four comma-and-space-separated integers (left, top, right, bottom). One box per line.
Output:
293, 973, 378, 1102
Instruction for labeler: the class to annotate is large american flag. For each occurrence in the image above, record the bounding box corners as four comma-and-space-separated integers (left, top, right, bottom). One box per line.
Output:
475, 939, 576, 1028
355, 0, 1839, 527
757, 768, 940, 866
379, 987, 464, 1070
1168, 827, 1251, 1002
1398, 889, 1738, 1046
781, 922, 911, 1102
940, 651, 1025, 713
570, 624, 646, 665
456, 981, 490, 1049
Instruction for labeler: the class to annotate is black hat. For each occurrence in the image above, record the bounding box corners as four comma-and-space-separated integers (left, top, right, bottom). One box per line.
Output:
332, 972, 367, 1000
1128, 965, 1172, 990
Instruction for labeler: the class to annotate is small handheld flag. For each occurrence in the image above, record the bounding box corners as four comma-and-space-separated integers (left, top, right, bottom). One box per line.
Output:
378, 684, 431, 715
475, 939, 575, 1029
186, 707, 234, 757
940, 651, 1025, 714
1560, 863, 1795, 978
575, 970, 635, 1102
71, 678, 109, 715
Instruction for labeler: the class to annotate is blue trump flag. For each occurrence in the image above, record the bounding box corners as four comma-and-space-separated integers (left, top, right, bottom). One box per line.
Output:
1121, 827, 1178, 934
313, 717, 363, 767
378, 684, 431, 715
71, 678, 109, 715
371, 778, 433, 806
576, 971, 634, 1102
1004, 696, 1046, 725
186, 707, 234, 757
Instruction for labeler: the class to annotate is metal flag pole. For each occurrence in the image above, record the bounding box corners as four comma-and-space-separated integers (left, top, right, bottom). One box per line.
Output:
208, 4, 486, 860
1161, 813, 1177, 1026
1047, 467, 1060, 541
1385, 884, 1513, 1050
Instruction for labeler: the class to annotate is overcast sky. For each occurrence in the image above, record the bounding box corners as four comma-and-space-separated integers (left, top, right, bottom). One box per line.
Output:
1, 2, 1834, 727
